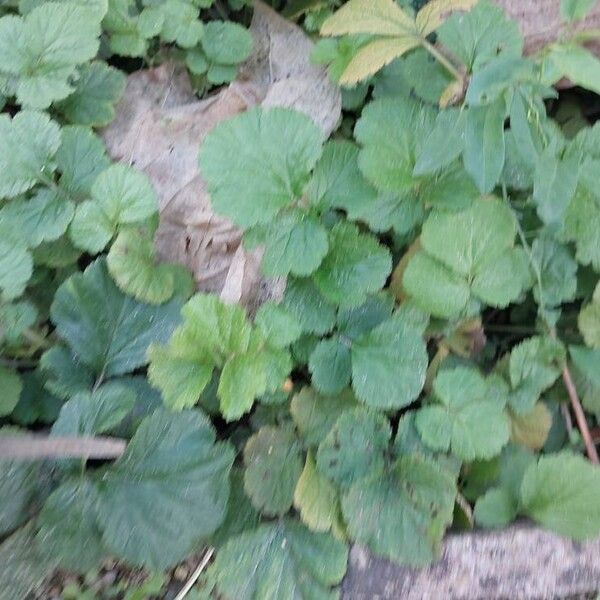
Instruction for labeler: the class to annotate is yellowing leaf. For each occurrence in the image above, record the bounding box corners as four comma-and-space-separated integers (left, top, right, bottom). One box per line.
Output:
320, 0, 416, 37
294, 452, 339, 532
416, 0, 477, 36
509, 403, 552, 451
339, 36, 420, 85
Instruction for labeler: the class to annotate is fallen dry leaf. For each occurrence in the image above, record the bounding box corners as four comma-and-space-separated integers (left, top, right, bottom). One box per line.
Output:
102, 0, 341, 312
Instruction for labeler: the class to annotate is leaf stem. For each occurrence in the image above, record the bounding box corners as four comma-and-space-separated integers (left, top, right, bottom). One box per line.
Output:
561, 364, 599, 464
421, 39, 464, 83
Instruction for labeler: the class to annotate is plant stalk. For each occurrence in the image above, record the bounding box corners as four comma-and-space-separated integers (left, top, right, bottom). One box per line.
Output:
421, 39, 464, 83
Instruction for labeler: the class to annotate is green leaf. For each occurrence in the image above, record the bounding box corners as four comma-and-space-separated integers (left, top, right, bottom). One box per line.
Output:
509, 402, 552, 451
290, 386, 358, 448
199, 107, 323, 228
579, 300, 600, 348
570, 345, 600, 387
342, 455, 456, 566
416, 367, 510, 460
51, 383, 136, 436
255, 302, 302, 349
309, 337, 352, 395
245, 210, 329, 277
316, 407, 391, 488
321, 0, 416, 36
463, 100, 506, 194
213, 519, 348, 600
561, 0, 596, 21
51, 259, 182, 378
437, 0, 522, 71
414, 108, 466, 175
355, 96, 435, 193
351, 313, 428, 409
404, 198, 529, 318
55, 61, 125, 126
508, 336, 565, 413
37, 479, 105, 572
95, 410, 234, 569
548, 44, 600, 95
0, 237, 32, 302
243, 426, 303, 516
0, 190, 74, 248
0, 110, 61, 199
0, 438, 39, 535
562, 171, 600, 270
533, 149, 579, 224
55, 125, 110, 199
0, 3, 103, 108
107, 226, 179, 305
40, 346, 95, 400
201, 21, 253, 64
152, 0, 204, 47
70, 163, 157, 253
313, 222, 392, 307
294, 452, 339, 532
282, 277, 337, 335
531, 235, 578, 309
473, 487, 517, 528
11, 371, 61, 426
103, 0, 147, 57
0, 301, 37, 346
521, 452, 600, 540
218, 349, 268, 421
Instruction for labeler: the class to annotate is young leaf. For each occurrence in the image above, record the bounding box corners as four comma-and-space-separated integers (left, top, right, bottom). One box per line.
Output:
509, 402, 552, 451
342, 455, 456, 566
243, 426, 303, 516
312, 222, 392, 307
201, 21, 253, 65
255, 302, 303, 349
213, 519, 348, 600
95, 410, 234, 569
0, 111, 61, 199
521, 452, 600, 540
294, 452, 339, 532
416, 367, 510, 460
50, 259, 182, 378
320, 0, 416, 37
316, 407, 391, 488
199, 107, 323, 228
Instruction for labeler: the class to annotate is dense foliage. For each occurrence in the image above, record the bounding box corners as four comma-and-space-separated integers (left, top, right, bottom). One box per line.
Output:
3, 0, 600, 598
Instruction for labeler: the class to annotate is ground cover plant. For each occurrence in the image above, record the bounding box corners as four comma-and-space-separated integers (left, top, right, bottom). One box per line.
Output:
3, 0, 600, 597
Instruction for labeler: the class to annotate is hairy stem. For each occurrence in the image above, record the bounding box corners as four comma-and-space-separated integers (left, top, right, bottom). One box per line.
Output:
421, 39, 464, 83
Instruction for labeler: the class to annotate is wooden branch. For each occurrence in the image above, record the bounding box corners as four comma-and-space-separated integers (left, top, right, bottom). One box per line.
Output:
561, 366, 600, 464
0, 435, 126, 461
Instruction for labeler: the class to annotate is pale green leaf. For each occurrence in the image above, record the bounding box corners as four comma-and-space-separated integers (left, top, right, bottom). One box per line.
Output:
339, 37, 420, 86
320, 0, 416, 37
0, 110, 61, 199
294, 452, 339, 532
213, 519, 348, 600
521, 452, 600, 540
509, 402, 552, 451
474, 487, 517, 527
201, 21, 253, 64
548, 44, 600, 95
255, 302, 302, 349
199, 107, 323, 228
579, 298, 600, 348
96, 410, 234, 569
561, 0, 596, 21
243, 426, 303, 516
0, 237, 32, 302
416, 0, 478, 36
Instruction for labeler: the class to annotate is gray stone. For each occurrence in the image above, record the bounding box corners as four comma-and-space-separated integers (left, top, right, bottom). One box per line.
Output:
342, 523, 600, 599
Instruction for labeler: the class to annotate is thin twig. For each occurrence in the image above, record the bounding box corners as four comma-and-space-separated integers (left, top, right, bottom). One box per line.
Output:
174, 547, 215, 600
0, 436, 126, 460
561, 366, 600, 464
